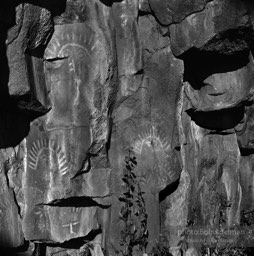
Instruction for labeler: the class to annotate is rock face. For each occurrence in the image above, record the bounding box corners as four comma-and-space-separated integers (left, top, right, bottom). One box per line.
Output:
1, 0, 254, 256
149, 0, 211, 26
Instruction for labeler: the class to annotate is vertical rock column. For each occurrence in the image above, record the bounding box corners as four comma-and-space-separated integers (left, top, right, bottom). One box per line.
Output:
22, 1, 117, 252
165, 0, 254, 254
109, 3, 184, 253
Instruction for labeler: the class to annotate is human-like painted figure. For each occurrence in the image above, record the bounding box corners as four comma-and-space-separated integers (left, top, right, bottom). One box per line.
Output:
23, 22, 114, 250
43, 24, 94, 130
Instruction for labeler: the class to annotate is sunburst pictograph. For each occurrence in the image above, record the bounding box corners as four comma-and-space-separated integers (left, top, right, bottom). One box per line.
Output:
44, 24, 96, 61
34, 206, 50, 234
132, 125, 171, 155
28, 138, 70, 176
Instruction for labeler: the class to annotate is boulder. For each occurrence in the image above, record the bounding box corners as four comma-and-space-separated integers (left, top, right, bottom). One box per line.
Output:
169, 0, 254, 56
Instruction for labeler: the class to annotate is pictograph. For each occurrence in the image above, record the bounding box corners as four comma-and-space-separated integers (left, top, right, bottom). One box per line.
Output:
44, 25, 95, 64
61, 207, 82, 235
28, 138, 70, 176
132, 125, 171, 155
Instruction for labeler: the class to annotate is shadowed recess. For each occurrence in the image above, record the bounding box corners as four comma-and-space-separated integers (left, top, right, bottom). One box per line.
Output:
186, 106, 245, 131
38, 196, 111, 209
45, 229, 101, 249
99, 0, 124, 7
0, 103, 47, 148
159, 178, 180, 202
239, 148, 254, 156
183, 49, 250, 89
71, 156, 92, 179
0, 240, 30, 256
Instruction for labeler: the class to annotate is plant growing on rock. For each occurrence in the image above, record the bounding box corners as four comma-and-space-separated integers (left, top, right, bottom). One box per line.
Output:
119, 150, 148, 256
149, 244, 173, 256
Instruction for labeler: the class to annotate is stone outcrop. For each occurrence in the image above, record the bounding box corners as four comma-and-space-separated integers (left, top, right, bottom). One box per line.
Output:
1, 0, 254, 256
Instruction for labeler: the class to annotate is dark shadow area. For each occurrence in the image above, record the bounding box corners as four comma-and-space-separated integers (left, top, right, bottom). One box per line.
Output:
99, 0, 124, 7
182, 49, 250, 90
0, 0, 66, 150
0, 2, 17, 28
239, 147, 254, 156
0, 229, 101, 254
0, 3, 37, 149
39, 196, 111, 209
159, 177, 180, 202
0, 240, 30, 256
32, 243, 46, 256
46, 229, 101, 249
0, 102, 47, 148
138, 9, 152, 16
186, 106, 245, 131
245, 248, 254, 256
105, 116, 113, 152
0, 4, 15, 106
209, 130, 239, 135
72, 147, 104, 179
71, 154, 93, 179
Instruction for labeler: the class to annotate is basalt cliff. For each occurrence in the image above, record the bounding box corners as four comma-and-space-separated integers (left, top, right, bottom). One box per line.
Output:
1, 1, 254, 256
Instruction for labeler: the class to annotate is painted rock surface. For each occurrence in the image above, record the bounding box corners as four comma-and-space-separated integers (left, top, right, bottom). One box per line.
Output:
2, 0, 254, 255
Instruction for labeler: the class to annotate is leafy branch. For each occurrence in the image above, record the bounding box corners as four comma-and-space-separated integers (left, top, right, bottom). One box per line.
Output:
119, 150, 148, 256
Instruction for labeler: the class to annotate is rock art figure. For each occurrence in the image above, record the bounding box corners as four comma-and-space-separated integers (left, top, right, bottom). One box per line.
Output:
4, 0, 254, 255
132, 126, 173, 244
23, 20, 115, 251
43, 23, 94, 130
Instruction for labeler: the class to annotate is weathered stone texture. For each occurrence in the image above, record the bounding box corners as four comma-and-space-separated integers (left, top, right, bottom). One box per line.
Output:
149, 0, 211, 26
109, 13, 183, 251
21, 2, 115, 245
7, 3, 54, 111
170, 0, 254, 56
2, 0, 254, 256
0, 147, 24, 249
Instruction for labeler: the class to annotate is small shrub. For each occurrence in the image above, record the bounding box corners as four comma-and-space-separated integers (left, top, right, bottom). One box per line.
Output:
149, 244, 173, 256
119, 150, 148, 256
